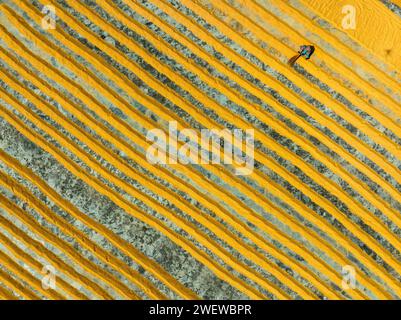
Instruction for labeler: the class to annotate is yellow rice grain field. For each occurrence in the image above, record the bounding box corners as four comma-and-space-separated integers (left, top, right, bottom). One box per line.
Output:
0, 0, 400, 300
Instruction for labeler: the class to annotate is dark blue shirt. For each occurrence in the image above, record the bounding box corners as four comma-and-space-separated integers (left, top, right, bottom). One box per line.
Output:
298, 45, 315, 59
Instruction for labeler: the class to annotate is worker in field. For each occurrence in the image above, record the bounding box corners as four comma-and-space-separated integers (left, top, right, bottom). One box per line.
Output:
288, 45, 315, 67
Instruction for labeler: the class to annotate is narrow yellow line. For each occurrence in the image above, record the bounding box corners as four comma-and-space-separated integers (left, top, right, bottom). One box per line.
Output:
0, 194, 123, 299
0, 230, 88, 300
0, 267, 39, 300
0, 164, 165, 300
0, 249, 65, 299
0, 204, 94, 300
0, 180, 120, 299
390, 0, 401, 10
0, 287, 18, 300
